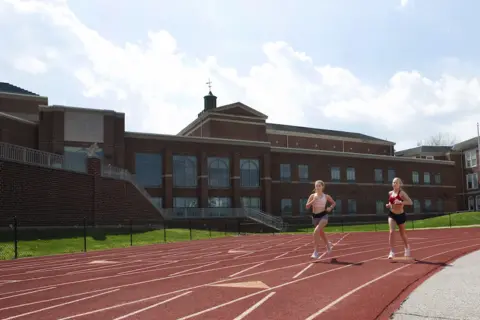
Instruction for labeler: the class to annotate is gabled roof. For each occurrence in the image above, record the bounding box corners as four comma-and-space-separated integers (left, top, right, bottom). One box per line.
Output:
212, 102, 268, 119
266, 123, 395, 145
0, 82, 39, 96
395, 145, 453, 157
452, 137, 479, 152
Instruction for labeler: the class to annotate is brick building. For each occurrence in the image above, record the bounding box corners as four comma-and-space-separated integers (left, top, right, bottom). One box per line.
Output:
0, 82, 470, 226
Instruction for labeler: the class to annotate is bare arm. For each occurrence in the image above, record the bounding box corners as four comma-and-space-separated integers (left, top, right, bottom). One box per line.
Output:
399, 190, 413, 206
326, 194, 336, 212
305, 194, 315, 209
386, 191, 392, 208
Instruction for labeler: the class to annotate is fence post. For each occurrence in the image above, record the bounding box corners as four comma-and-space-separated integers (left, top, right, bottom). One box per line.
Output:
209, 225, 211, 238
83, 217, 87, 253
130, 220, 133, 246
189, 220, 192, 240
237, 220, 241, 235
225, 223, 227, 236
164, 223, 167, 243
13, 216, 18, 259
341, 216, 344, 233
449, 212, 452, 228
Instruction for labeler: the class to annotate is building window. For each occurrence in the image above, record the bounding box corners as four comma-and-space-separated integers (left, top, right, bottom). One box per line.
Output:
299, 198, 308, 215
436, 199, 443, 212
298, 164, 309, 182
280, 164, 291, 181
388, 169, 396, 183
151, 197, 163, 209
173, 155, 197, 187
476, 195, 480, 211
241, 197, 261, 209
173, 197, 198, 208
208, 197, 231, 207
346, 168, 355, 182
240, 159, 260, 187
208, 157, 230, 188
466, 173, 479, 190
134, 153, 162, 187
376, 200, 384, 214
425, 155, 434, 160
331, 167, 340, 181
468, 197, 475, 210
374, 169, 383, 183
281, 199, 292, 215
334, 199, 342, 214
424, 172, 431, 184
434, 173, 441, 184
347, 199, 357, 213
412, 171, 419, 184
424, 199, 432, 212
413, 199, 421, 213
465, 149, 477, 168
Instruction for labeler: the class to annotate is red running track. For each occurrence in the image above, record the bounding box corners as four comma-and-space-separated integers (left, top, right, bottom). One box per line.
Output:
0, 227, 479, 320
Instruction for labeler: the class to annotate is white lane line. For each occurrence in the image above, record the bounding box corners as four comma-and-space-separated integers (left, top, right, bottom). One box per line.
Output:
0, 287, 115, 311
293, 233, 350, 279
112, 291, 193, 320
304, 243, 480, 319
229, 262, 265, 278
0, 287, 56, 301
175, 239, 479, 320
59, 291, 193, 320
118, 261, 179, 275
2, 289, 119, 320
170, 262, 220, 276
233, 292, 276, 320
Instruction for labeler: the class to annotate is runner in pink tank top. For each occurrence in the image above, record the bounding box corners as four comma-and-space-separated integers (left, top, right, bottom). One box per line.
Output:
305, 180, 336, 259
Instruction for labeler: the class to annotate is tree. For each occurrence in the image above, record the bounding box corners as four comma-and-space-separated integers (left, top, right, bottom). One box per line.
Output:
417, 132, 458, 146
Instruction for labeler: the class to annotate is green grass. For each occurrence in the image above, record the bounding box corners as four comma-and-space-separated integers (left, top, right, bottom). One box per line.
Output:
1, 212, 478, 261
0, 228, 235, 260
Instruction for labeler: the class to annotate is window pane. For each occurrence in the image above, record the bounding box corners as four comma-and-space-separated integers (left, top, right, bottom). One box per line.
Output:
208, 157, 230, 187
173, 155, 197, 187
135, 153, 162, 187
240, 159, 260, 187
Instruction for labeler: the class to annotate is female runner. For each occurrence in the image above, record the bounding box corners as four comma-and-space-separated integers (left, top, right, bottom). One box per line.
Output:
386, 177, 412, 259
305, 180, 336, 259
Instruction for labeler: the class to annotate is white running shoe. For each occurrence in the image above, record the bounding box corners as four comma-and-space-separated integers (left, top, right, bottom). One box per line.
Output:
404, 246, 411, 257
388, 250, 395, 259
326, 242, 333, 254
311, 251, 320, 259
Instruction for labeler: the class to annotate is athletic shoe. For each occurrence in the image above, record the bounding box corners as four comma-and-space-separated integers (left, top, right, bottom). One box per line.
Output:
311, 251, 320, 259
388, 251, 395, 259
326, 242, 333, 254
404, 246, 411, 257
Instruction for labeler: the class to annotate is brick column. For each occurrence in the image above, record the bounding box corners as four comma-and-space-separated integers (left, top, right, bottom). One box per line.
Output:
164, 149, 173, 208
198, 151, 209, 208
262, 153, 272, 214
87, 156, 101, 225
232, 152, 241, 208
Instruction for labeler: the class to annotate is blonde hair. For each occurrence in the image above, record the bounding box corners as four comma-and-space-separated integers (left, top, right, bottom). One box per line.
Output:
393, 177, 404, 190
312, 180, 325, 193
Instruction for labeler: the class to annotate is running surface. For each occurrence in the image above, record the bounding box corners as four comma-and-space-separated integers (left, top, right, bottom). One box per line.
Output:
0, 228, 479, 320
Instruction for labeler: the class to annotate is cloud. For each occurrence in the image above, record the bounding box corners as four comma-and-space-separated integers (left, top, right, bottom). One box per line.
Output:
400, 0, 409, 7
1, 0, 479, 151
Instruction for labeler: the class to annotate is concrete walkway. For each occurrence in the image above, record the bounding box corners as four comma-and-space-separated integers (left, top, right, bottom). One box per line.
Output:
392, 249, 480, 320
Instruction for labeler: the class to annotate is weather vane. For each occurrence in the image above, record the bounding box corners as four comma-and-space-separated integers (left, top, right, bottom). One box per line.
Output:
206, 78, 212, 91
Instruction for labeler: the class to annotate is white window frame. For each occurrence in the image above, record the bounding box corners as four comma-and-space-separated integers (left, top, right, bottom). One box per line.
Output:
425, 155, 434, 160
476, 195, 480, 211
466, 173, 479, 190
465, 149, 477, 168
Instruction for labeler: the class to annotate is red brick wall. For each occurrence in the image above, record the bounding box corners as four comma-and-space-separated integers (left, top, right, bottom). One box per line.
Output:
0, 160, 163, 227
0, 115, 38, 148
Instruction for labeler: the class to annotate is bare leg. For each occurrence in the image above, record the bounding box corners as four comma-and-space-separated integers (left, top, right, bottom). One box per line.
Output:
388, 217, 396, 252
313, 224, 321, 252
398, 224, 410, 255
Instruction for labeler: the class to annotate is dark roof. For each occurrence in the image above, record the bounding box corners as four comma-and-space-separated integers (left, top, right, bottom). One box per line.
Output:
266, 123, 394, 144
0, 82, 39, 96
395, 145, 452, 156
452, 137, 479, 151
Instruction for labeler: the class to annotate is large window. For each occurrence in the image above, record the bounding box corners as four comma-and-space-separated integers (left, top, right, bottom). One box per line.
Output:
241, 197, 261, 209
466, 173, 478, 190
346, 168, 355, 182
64, 146, 104, 173
135, 153, 162, 187
281, 199, 292, 215
374, 169, 383, 183
434, 173, 441, 184
376, 200, 384, 214
280, 164, 291, 181
476, 195, 480, 211
240, 159, 260, 187
436, 199, 443, 212
151, 197, 163, 209
424, 199, 432, 212
388, 169, 396, 183
334, 199, 342, 214
424, 172, 431, 184
347, 199, 357, 213
412, 171, 419, 184
413, 199, 421, 213
173, 197, 198, 208
331, 167, 340, 181
173, 155, 197, 187
208, 197, 231, 207
465, 149, 477, 168
208, 157, 230, 188
298, 165, 309, 182
299, 198, 308, 215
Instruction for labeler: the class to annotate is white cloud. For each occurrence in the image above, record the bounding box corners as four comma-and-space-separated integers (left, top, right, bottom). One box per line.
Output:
12, 55, 47, 74
1, 0, 479, 151
400, 0, 409, 7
